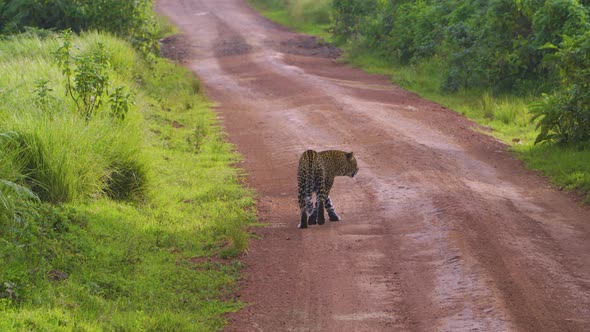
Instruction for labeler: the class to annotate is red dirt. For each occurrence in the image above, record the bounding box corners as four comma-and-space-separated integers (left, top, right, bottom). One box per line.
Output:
156, 1, 590, 331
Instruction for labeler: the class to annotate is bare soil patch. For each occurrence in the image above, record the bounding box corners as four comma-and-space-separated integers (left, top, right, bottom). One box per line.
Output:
279, 35, 341, 58
159, 34, 193, 63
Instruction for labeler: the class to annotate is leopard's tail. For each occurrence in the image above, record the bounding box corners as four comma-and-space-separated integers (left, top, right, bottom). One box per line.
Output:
297, 150, 316, 210
297, 150, 316, 228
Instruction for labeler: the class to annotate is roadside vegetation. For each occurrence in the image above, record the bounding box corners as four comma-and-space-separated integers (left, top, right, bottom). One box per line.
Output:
249, 0, 590, 201
0, 1, 255, 330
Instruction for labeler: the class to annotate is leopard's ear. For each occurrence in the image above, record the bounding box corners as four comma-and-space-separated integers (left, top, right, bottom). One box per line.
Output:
346, 152, 354, 160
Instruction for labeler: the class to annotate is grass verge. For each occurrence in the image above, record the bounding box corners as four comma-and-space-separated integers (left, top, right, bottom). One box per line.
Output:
248, 0, 332, 39
0, 31, 255, 330
248, 0, 590, 202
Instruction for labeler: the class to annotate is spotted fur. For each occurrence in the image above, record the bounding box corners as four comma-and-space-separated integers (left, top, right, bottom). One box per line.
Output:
297, 150, 359, 229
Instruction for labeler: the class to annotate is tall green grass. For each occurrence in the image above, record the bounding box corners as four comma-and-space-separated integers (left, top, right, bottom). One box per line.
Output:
0, 31, 255, 330
517, 144, 590, 201
0, 33, 146, 203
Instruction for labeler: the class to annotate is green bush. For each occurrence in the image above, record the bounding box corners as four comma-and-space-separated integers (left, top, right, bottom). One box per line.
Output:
533, 0, 589, 47
331, 0, 377, 40
0, 0, 158, 53
330, 0, 589, 94
54, 30, 133, 122
531, 31, 590, 144
327, 0, 590, 141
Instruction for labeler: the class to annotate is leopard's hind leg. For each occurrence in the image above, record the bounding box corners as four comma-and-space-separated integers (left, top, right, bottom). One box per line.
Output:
315, 183, 327, 225
325, 197, 340, 221
308, 176, 327, 225
309, 195, 339, 223
299, 209, 308, 229
299, 191, 314, 229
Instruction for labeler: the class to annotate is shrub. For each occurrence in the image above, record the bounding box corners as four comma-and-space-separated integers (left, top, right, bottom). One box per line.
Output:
186, 115, 210, 153
533, 0, 589, 47
0, 0, 158, 53
331, 0, 377, 40
531, 31, 590, 144
329, 0, 589, 94
54, 30, 132, 122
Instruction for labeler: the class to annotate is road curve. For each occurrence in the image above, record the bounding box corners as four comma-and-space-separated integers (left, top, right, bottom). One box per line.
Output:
156, 1, 590, 331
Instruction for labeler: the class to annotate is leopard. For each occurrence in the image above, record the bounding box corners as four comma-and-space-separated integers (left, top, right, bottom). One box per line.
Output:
297, 149, 359, 229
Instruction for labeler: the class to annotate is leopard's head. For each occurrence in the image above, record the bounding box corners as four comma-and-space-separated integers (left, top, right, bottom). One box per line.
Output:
345, 152, 359, 178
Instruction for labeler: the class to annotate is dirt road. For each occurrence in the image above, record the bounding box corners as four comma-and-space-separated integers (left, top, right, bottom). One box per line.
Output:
156, 1, 590, 331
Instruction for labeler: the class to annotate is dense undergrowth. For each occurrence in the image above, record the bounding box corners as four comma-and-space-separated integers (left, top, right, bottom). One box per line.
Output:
249, 0, 590, 202
0, 0, 159, 54
0, 25, 254, 332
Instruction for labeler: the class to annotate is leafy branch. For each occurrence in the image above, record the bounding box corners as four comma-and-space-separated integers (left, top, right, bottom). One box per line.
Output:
53, 30, 132, 122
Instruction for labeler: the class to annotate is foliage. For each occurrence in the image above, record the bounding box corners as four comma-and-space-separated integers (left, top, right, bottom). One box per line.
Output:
0, 32, 147, 203
32, 79, 55, 115
331, 0, 376, 39
109, 86, 132, 121
0, 33, 145, 205
54, 30, 132, 121
187, 114, 210, 153
531, 31, 590, 144
0, 0, 159, 53
330, 0, 589, 94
